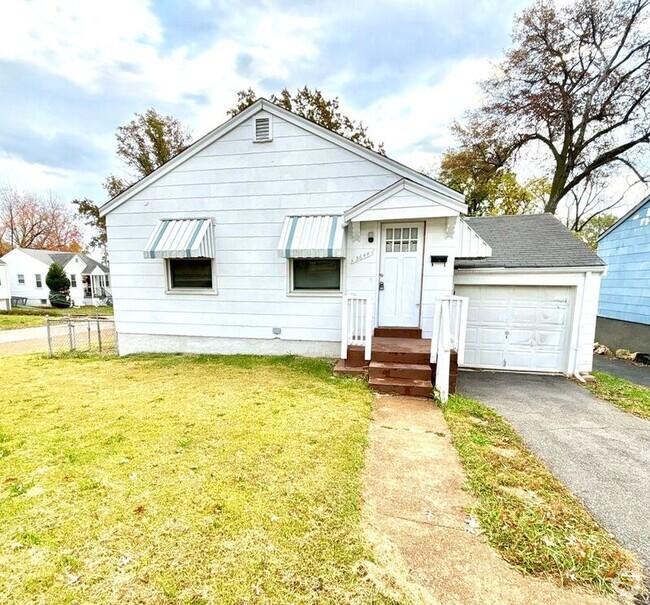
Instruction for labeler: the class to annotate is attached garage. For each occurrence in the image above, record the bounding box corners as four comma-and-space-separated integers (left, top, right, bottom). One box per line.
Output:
454, 215, 606, 376
455, 285, 572, 372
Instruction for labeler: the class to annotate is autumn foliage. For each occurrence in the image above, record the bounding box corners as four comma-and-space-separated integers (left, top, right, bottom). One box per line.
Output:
0, 187, 82, 256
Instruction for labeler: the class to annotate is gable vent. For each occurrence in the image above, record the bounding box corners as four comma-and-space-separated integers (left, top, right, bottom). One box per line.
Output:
254, 117, 272, 142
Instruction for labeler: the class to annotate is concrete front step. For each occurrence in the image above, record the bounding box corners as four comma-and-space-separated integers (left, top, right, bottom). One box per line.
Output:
374, 326, 422, 339
369, 376, 433, 398
369, 361, 432, 381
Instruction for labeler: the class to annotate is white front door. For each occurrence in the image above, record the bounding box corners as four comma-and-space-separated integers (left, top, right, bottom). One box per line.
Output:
378, 222, 424, 327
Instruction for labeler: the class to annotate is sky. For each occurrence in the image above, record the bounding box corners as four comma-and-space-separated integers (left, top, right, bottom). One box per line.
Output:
0, 0, 537, 206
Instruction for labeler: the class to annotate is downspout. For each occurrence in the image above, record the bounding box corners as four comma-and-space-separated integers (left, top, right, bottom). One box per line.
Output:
572, 271, 591, 383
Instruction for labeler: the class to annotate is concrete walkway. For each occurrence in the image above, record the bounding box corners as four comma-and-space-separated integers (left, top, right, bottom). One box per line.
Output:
363, 395, 613, 605
457, 371, 650, 579
593, 354, 650, 388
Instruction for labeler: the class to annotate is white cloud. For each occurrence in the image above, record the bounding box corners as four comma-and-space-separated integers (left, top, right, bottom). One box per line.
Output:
361, 58, 493, 171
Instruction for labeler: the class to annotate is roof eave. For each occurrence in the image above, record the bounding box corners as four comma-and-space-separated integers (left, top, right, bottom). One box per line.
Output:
100, 98, 464, 217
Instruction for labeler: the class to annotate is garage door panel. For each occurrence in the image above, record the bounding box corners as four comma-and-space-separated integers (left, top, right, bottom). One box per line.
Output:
455, 284, 573, 373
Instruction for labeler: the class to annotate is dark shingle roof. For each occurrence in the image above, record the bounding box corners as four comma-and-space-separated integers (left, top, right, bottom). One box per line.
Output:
456, 214, 605, 269
19, 249, 108, 273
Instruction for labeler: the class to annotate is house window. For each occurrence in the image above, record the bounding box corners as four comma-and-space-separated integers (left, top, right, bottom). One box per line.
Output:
35, 274, 42, 288
167, 258, 214, 290
292, 259, 341, 291
40, 299, 47, 305
70, 274, 77, 287
17, 274, 24, 284
104, 276, 110, 288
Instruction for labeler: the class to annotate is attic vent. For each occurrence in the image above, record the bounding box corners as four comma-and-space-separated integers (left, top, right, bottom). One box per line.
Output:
254, 117, 272, 142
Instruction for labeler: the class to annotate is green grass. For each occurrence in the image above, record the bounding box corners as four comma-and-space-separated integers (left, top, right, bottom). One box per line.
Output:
0, 354, 398, 604
586, 371, 650, 420
0, 306, 113, 331
442, 395, 643, 597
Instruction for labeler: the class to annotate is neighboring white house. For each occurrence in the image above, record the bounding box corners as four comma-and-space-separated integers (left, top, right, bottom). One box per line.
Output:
0, 248, 111, 307
0, 260, 10, 311
99, 99, 605, 379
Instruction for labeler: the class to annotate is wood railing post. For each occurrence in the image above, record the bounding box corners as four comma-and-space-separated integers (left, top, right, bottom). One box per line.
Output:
364, 299, 373, 361
340, 296, 349, 360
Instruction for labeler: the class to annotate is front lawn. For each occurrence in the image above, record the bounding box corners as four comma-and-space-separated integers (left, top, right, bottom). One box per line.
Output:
442, 395, 643, 598
0, 354, 396, 604
0, 306, 114, 331
586, 371, 650, 420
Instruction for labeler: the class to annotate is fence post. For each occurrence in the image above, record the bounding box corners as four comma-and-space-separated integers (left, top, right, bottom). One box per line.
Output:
46, 315, 52, 357
96, 312, 102, 353
87, 316, 92, 351
67, 315, 74, 352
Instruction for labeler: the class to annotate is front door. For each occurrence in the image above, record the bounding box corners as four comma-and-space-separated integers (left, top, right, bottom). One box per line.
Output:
378, 222, 424, 327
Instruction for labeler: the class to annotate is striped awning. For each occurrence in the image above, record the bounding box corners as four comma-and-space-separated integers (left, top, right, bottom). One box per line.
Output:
277, 215, 346, 258
143, 218, 214, 259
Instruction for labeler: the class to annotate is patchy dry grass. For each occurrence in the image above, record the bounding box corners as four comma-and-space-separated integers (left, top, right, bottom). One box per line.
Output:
442, 395, 644, 598
0, 354, 400, 604
0, 307, 113, 331
586, 371, 650, 420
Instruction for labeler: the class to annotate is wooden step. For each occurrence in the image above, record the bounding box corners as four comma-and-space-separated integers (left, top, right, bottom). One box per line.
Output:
371, 349, 430, 365
368, 376, 432, 398
374, 326, 422, 339
369, 361, 431, 381
333, 360, 367, 378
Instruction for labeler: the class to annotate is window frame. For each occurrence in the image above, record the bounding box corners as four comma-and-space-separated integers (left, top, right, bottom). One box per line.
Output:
165, 257, 218, 295
70, 274, 77, 288
35, 274, 42, 288
288, 258, 344, 297
17, 274, 25, 285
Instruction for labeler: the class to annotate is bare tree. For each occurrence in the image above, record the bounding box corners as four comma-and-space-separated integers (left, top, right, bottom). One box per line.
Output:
0, 186, 82, 254
453, 0, 650, 215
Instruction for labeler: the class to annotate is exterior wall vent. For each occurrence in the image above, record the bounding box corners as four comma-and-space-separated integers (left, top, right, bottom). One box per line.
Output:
254, 117, 272, 142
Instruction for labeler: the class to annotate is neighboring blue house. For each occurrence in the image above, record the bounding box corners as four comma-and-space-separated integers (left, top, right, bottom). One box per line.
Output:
596, 195, 650, 353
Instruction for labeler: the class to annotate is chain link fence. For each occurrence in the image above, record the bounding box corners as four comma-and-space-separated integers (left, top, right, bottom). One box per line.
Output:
45, 314, 117, 356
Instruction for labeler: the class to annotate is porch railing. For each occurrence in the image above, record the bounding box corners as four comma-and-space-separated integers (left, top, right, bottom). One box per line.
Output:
341, 295, 374, 361
431, 296, 469, 403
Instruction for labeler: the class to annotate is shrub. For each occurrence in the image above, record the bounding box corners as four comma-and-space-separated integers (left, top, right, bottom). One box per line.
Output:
46, 263, 71, 308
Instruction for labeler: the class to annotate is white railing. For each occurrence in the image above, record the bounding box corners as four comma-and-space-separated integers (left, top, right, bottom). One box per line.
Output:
341, 295, 374, 362
431, 296, 469, 403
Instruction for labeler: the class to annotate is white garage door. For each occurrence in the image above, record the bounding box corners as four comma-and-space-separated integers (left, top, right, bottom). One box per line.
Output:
455, 285, 573, 372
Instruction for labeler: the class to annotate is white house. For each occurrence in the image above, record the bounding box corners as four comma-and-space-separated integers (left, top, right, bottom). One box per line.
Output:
0, 260, 10, 311
99, 100, 605, 395
0, 248, 111, 307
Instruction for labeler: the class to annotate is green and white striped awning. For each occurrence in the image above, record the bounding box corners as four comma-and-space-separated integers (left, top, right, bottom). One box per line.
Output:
143, 218, 214, 259
277, 215, 346, 258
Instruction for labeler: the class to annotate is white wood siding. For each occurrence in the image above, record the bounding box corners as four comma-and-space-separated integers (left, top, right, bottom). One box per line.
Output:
108, 111, 405, 354
1, 250, 50, 306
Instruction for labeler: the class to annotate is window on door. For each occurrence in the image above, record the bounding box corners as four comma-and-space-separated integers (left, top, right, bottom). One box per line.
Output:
385, 227, 419, 252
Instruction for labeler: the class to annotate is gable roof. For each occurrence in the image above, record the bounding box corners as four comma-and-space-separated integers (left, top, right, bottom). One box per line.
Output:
344, 179, 467, 223
17, 249, 108, 274
99, 98, 464, 217
597, 194, 650, 242
455, 214, 605, 270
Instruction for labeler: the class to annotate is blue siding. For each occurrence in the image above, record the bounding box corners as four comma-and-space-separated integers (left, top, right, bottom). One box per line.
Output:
597, 199, 650, 325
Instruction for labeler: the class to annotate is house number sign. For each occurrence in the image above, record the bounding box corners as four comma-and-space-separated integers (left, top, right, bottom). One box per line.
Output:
350, 250, 374, 264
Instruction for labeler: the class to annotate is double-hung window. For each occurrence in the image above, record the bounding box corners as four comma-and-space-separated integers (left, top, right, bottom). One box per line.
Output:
142, 218, 217, 294
291, 259, 341, 292
17, 274, 24, 284
35, 274, 42, 288
278, 215, 346, 294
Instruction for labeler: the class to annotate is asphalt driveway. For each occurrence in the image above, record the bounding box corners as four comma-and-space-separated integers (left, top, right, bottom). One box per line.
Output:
457, 371, 650, 576
593, 354, 650, 388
